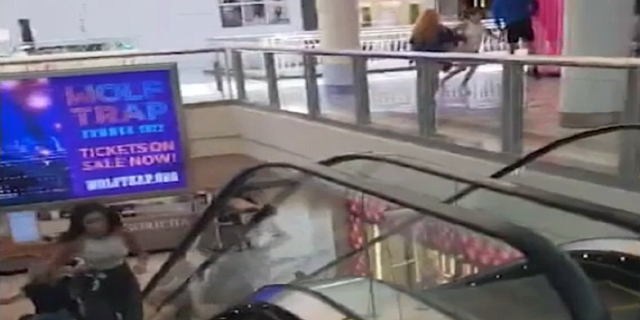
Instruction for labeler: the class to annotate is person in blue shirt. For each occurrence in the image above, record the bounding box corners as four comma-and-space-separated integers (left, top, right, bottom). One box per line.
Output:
491, 0, 539, 54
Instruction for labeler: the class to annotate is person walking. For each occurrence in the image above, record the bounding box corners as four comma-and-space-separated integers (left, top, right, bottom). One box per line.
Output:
48, 202, 148, 320
491, 0, 540, 76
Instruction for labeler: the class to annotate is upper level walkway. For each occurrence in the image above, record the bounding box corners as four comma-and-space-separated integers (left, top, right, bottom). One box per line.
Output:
1, 41, 639, 192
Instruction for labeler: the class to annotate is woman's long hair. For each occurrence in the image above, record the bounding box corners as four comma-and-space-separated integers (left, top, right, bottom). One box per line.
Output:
411, 9, 441, 43
58, 202, 123, 243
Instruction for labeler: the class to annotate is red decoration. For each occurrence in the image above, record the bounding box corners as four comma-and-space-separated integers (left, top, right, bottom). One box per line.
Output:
344, 192, 525, 276
346, 192, 390, 276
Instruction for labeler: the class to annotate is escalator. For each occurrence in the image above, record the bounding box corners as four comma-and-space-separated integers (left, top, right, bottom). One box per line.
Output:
142, 127, 639, 320
423, 276, 638, 320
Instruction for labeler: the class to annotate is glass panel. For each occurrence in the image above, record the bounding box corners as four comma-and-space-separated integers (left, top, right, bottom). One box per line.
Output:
326, 155, 640, 319
456, 188, 637, 245
273, 52, 309, 114
329, 156, 465, 201
316, 56, 357, 123
368, 58, 420, 135
144, 168, 354, 320
301, 195, 572, 320
331, 154, 638, 243
239, 51, 270, 106
521, 64, 625, 175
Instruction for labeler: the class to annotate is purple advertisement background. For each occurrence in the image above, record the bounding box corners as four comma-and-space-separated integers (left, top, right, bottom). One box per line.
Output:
0, 68, 187, 207
53, 69, 187, 198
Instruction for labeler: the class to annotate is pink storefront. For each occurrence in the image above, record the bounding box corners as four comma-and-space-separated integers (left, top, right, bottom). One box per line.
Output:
532, 0, 564, 75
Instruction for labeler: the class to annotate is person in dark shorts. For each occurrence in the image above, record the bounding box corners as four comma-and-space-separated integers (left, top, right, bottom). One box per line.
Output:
491, 0, 540, 76
491, 0, 539, 53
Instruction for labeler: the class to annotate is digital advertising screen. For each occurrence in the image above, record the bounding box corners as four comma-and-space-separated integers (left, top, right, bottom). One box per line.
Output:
0, 65, 187, 208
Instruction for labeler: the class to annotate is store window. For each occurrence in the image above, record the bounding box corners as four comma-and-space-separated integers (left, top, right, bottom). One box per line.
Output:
360, 6, 373, 27
219, 0, 290, 28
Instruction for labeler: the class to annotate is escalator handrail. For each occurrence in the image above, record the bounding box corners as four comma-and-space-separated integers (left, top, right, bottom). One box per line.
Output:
143, 125, 638, 299
143, 161, 607, 320
326, 153, 640, 233
299, 276, 483, 320
212, 303, 298, 320
251, 283, 370, 320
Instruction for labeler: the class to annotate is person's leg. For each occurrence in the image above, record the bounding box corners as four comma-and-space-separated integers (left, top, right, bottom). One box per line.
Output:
505, 21, 522, 54
461, 65, 478, 86
112, 276, 144, 320
81, 295, 120, 320
520, 18, 540, 77
441, 65, 467, 84
118, 288, 143, 320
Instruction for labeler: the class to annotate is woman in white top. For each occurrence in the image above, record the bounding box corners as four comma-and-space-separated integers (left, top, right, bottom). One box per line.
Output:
441, 8, 497, 88
49, 202, 148, 320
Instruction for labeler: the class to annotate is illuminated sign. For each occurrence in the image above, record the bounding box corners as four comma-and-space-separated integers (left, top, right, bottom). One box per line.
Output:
0, 65, 187, 208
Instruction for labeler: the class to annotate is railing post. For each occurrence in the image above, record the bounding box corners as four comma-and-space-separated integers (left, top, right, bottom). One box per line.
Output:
303, 55, 320, 119
223, 49, 234, 99
352, 56, 371, 125
500, 62, 525, 155
263, 52, 281, 109
618, 67, 640, 188
415, 58, 438, 137
231, 50, 246, 101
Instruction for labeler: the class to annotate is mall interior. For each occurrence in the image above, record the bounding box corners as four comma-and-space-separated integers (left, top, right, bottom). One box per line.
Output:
0, 0, 639, 320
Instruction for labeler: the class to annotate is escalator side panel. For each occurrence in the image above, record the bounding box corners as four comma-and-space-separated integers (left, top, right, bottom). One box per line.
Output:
425, 276, 571, 320
251, 286, 363, 320
304, 278, 466, 320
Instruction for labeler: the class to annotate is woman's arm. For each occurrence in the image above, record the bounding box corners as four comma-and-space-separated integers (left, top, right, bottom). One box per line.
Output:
0, 292, 25, 305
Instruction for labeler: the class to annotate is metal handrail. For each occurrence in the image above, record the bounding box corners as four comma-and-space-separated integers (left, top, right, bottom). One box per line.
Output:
1, 45, 639, 68
324, 153, 640, 234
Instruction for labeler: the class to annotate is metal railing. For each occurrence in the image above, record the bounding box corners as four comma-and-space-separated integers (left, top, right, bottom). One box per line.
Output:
207, 21, 509, 77
207, 20, 638, 77
227, 46, 640, 187
0, 46, 639, 190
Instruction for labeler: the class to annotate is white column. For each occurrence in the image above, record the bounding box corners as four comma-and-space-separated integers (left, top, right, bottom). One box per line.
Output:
559, 0, 636, 128
317, 0, 360, 91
